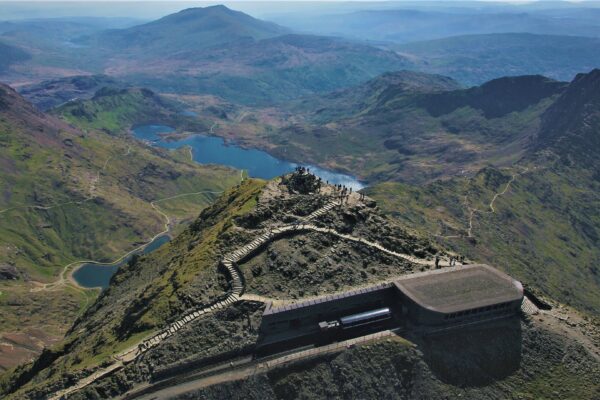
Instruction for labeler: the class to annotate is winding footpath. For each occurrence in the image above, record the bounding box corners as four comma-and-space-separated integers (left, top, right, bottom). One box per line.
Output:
436, 167, 531, 240
49, 199, 455, 399
465, 170, 520, 238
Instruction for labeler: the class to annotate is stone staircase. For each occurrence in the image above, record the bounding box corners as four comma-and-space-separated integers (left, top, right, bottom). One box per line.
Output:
521, 296, 540, 315
303, 201, 339, 221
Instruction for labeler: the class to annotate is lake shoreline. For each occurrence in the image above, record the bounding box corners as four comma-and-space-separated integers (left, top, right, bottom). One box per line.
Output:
70, 234, 171, 289
132, 124, 366, 190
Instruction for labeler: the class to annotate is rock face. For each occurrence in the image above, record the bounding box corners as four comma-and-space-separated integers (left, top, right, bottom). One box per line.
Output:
538, 69, 600, 170
18, 75, 124, 111
0, 264, 20, 280
419, 75, 567, 118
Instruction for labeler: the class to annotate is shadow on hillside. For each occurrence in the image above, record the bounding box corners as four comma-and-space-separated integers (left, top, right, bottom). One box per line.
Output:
415, 317, 522, 387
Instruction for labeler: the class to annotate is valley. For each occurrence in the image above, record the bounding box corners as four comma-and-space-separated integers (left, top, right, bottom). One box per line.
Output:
0, 2, 598, 399
0, 83, 240, 371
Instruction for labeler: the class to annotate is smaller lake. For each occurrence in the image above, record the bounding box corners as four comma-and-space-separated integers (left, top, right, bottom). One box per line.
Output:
72, 235, 170, 289
132, 125, 364, 190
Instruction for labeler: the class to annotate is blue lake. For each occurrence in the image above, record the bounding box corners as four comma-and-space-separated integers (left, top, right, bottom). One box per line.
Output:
72, 235, 170, 289
132, 124, 365, 190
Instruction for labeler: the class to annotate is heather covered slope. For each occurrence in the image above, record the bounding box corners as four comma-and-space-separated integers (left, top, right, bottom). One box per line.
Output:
0, 83, 239, 370
18, 75, 124, 111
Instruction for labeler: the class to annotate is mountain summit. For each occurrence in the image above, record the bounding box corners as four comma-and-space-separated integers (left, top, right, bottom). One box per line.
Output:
89, 5, 288, 53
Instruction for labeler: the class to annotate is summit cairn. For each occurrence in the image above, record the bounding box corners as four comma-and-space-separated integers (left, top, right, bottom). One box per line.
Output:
280, 166, 322, 194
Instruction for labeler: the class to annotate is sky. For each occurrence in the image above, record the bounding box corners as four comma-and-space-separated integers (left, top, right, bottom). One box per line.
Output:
0, 0, 598, 21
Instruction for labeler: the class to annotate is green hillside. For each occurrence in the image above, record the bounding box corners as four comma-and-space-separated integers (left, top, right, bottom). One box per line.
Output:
0, 179, 267, 397
54, 87, 197, 134
0, 83, 240, 370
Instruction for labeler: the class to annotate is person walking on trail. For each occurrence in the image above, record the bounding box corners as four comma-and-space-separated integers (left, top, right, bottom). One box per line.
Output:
435, 256, 440, 269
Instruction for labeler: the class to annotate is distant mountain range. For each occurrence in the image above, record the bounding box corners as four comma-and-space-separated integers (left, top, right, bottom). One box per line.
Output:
73, 6, 410, 104
1, 6, 599, 102
271, 7, 600, 43
393, 33, 600, 85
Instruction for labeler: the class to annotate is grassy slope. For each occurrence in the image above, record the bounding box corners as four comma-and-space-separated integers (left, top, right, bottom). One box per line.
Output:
54, 87, 208, 134
0, 85, 240, 371
0, 179, 266, 397
367, 162, 600, 315
0, 114, 237, 282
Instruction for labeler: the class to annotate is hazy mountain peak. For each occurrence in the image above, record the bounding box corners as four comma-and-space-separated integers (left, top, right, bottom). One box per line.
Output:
152, 5, 247, 24
94, 5, 288, 52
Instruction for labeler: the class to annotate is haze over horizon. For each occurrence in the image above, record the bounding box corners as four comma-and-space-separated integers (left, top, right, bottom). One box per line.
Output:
2, 0, 600, 21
